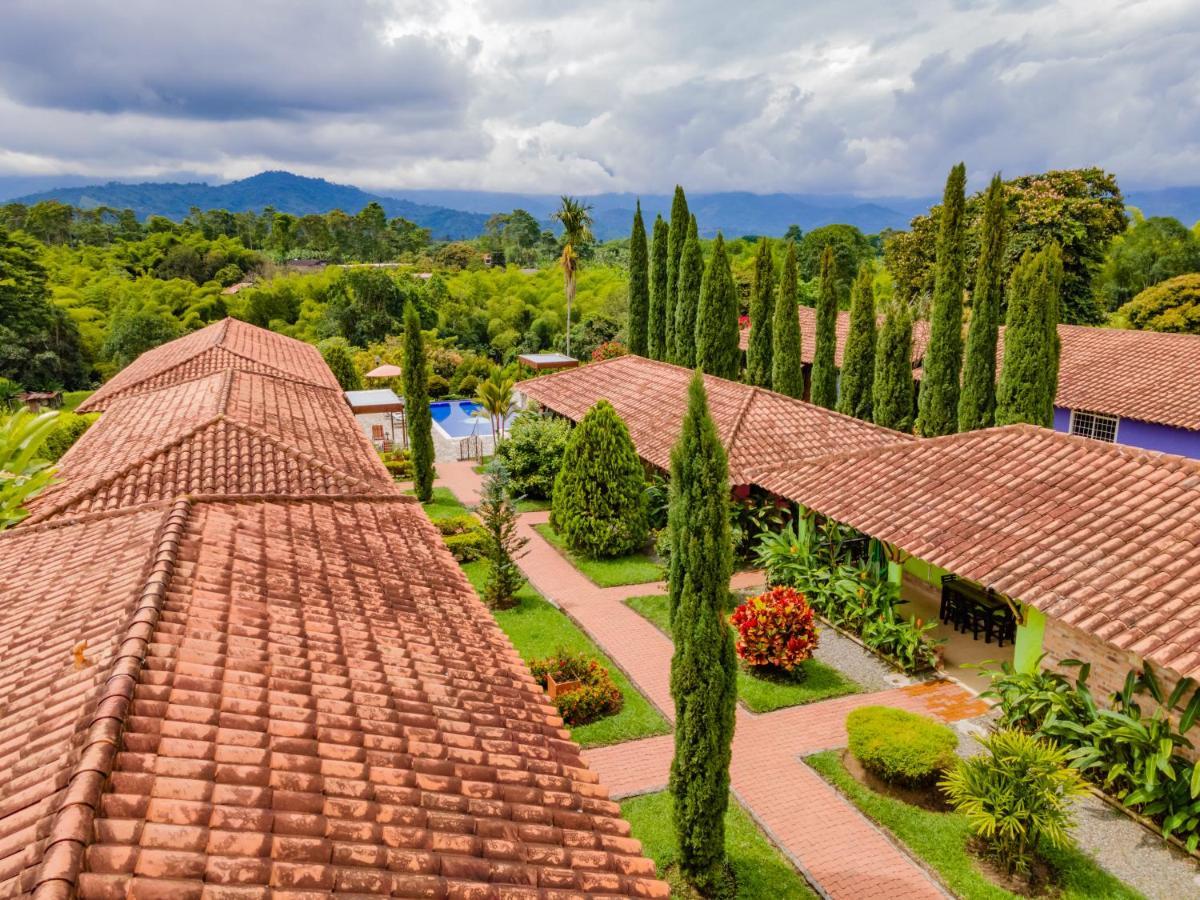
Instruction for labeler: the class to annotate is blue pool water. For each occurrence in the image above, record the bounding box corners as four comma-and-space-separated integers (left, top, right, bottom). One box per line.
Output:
430, 400, 514, 438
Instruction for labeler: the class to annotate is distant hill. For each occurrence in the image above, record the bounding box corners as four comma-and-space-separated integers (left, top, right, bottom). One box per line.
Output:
7, 170, 1200, 241
7, 171, 491, 240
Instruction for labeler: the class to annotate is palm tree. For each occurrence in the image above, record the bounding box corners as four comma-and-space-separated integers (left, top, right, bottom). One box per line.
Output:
552, 196, 594, 356
475, 369, 515, 442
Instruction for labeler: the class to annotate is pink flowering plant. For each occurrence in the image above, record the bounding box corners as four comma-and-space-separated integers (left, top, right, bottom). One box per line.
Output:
729, 586, 819, 672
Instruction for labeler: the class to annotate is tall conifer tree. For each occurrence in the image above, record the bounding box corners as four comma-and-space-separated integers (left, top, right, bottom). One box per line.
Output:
872, 307, 916, 431
746, 237, 775, 386
695, 233, 740, 380
837, 265, 877, 421
403, 302, 435, 502
772, 242, 804, 398
668, 371, 737, 893
627, 201, 650, 357
996, 244, 1064, 427
916, 162, 968, 436
810, 245, 840, 408
666, 186, 690, 361
958, 174, 1007, 431
674, 216, 703, 367
648, 215, 669, 360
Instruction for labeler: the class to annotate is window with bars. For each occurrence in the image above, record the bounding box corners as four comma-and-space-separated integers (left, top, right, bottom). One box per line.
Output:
1070, 410, 1119, 443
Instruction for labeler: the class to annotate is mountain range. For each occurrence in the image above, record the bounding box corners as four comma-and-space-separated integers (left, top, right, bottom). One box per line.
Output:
3, 170, 1198, 241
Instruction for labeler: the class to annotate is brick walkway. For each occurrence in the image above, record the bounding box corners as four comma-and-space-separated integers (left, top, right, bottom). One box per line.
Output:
438, 468, 988, 900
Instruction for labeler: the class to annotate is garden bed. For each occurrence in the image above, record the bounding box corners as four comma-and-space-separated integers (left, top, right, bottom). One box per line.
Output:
625, 594, 860, 714
620, 791, 818, 899
459, 560, 669, 747
535, 522, 663, 587
806, 750, 1144, 900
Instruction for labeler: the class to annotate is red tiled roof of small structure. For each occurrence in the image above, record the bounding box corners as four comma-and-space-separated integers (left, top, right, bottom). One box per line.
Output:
750, 425, 1200, 678
78, 319, 341, 412
738, 308, 932, 366
24, 371, 394, 524
517, 354, 914, 484
1, 496, 667, 898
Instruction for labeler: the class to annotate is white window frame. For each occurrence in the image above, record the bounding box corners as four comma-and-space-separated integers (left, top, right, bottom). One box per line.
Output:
1068, 409, 1120, 443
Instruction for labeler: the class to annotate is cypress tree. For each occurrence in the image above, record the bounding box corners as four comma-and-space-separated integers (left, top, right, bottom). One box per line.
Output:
674, 216, 703, 367
837, 265, 877, 421
627, 201, 650, 357
996, 244, 1064, 427
551, 399, 648, 557
772, 241, 804, 398
809, 245, 839, 408
648, 215, 669, 360
666, 186, 690, 361
695, 233, 740, 380
872, 307, 916, 431
958, 174, 1007, 431
745, 237, 775, 386
403, 302, 435, 502
916, 162, 968, 437
668, 371, 737, 893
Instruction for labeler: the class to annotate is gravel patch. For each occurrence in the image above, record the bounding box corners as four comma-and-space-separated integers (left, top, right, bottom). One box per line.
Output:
814, 624, 914, 693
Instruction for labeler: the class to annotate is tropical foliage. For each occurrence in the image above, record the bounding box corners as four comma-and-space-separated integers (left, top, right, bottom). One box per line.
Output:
494, 410, 570, 500
530, 650, 624, 725
0, 410, 60, 529
729, 587, 818, 671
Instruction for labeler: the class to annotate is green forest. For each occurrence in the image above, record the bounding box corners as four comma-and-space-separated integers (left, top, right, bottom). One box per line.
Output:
3, 165, 1199, 397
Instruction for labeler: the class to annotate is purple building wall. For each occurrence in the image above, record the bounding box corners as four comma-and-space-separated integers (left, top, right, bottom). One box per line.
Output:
1054, 406, 1200, 459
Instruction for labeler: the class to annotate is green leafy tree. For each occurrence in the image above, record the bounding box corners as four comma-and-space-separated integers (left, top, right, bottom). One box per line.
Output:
403, 302, 435, 501
996, 245, 1064, 427
695, 234, 741, 380
0, 409, 60, 530
958, 174, 1007, 432
495, 409, 570, 500
674, 216, 703, 367
666, 186, 690, 360
103, 306, 182, 369
668, 371, 737, 893
478, 460, 529, 610
552, 196, 595, 357
551, 399, 648, 558
648, 215, 670, 360
797, 224, 874, 306
810, 245, 840, 408
1118, 273, 1200, 333
745, 237, 775, 386
627, 202, 650, 356
318, 337, 363, 390
916, 162, 967, 437
772, 242, 804, 398
837, 265, 876, 420
1097, 216, 1200, 311
873, 308, 916, 432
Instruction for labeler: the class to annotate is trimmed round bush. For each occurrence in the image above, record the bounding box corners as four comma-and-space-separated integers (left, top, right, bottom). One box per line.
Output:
847, 706, 958, 787
729, 586, 819, 672
550, 399, 647, 558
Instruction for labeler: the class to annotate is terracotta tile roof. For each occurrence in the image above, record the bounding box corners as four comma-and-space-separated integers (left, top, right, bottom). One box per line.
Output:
25, 371, 394, 524
516, 354, 914, 484
750, 425, 1200, 677
78, 319, 341, 412
738, 308, 932, 366
2, 496, 666, 898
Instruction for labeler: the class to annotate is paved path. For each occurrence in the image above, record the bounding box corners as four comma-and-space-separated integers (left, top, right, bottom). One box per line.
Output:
438, 465, 988, 900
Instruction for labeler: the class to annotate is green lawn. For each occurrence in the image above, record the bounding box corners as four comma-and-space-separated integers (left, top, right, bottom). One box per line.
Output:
459, 560, 669, 748
621, 791, 818, 899
626, 594, 860, 713
61, 390, 94, 411
534, 522, 664, 587
418, 486, 472, 520
806, 751, 1144, 900
515, 497, 552, 513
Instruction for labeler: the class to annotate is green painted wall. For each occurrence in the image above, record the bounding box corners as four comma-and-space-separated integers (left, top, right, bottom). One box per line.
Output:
1013, 606, 1046, 674
903, 555, 951, 587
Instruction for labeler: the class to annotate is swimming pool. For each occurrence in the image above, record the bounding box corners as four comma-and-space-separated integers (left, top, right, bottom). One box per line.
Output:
430, 400, 514, 439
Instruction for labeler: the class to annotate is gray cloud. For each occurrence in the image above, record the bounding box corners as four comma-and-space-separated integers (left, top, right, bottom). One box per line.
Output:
0, 0, 1195, 194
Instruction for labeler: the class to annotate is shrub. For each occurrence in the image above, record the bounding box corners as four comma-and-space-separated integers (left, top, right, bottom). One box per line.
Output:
455, 374, 480, 397
40, 411, 97, 461
495, 410, 570, 500
441, 522, 488, 562
591, 340, 627, 361
427, 373, 451, 398
529, 651, 624, 725
940, 729, 1085, 875
435, 514, 478, 537
380, 449, 413, 479
847, 706, 959, 788
729, 587, 818, 672
551, 399, 648, 558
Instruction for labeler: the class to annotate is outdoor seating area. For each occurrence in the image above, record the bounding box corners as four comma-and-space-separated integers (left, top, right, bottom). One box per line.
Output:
939, 575, 1017, 648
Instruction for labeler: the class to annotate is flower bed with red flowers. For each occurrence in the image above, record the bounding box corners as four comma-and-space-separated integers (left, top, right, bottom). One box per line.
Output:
530, 651, 624, 725
729, 586, 819, 672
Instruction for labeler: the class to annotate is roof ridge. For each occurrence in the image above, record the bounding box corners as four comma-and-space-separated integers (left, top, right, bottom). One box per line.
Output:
725, 385, 760, 449
182, 491, 420, 506
7, 499, 179, 535
30, 498, 192, 898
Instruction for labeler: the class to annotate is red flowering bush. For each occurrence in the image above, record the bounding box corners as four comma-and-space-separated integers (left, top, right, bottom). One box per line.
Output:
591, 340, 628, 361
530, 651, 624, 725
729, 587, 819, 671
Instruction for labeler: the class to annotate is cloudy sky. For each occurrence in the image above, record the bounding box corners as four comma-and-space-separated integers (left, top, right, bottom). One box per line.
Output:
0, 0, 1196, 196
